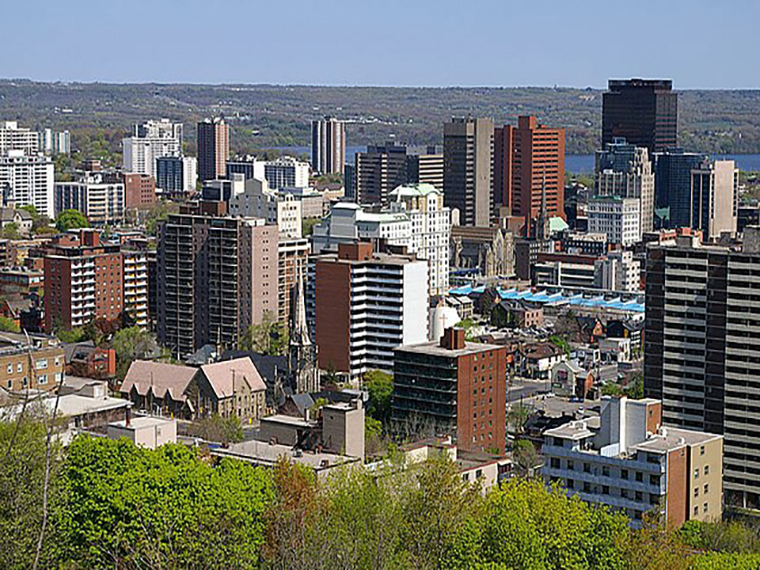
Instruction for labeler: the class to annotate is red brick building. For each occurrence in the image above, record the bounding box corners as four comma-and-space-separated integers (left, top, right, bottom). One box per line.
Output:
123, 173, 156, 209
392, 328, 508, 453
43, 230, 124, 332
494, 116, 566, 233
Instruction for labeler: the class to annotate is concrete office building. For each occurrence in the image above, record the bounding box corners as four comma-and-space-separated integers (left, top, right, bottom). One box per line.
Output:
55, 172, 125, 224
587, 195, 641, 246
690, 160, 738, 240
197, 118, 229, 181
644, 230, 760, 509
43, 231, 124, 332
0, 151, 54, 217
228, 177, 302, 239
443, 117, 493, 227
595, 251, 641, 292
312, 202, 411, 253
495, 116, 566, 229
122, 247, 150, 329
602, 79, 678, 153
392, 328, 508, 453
596, 140, 655, 233
311, 117, 345, 175
156, 156, 197, 196
534, 258, 597, 289
122, 119, 183, 177
313, 242, 428, 379
263, 156, 310, 190
355, 142, 409, 205
653, 149, 707, 229
0, 121, 39, 154
543, 396, 723, 526
407, 147, 444, 190
157, 211, 278, 358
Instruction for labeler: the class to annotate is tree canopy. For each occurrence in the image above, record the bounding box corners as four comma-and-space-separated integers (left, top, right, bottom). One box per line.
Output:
55, 209, 89, 232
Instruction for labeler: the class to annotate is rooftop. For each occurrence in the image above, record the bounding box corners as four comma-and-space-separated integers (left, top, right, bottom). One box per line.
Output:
212, 440, 359, 470
109, 416, 174, 430
396, 339, 503, 358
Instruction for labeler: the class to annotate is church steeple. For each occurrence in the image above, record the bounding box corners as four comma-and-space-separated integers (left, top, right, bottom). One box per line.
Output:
288, 267, 319, 394
536, 169, 551, 241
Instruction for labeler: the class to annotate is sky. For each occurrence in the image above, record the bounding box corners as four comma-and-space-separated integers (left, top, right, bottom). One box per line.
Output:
4, 0, 759, 89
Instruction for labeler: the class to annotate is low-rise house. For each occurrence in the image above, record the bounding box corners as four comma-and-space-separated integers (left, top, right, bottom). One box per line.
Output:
599, 337, 632, 363
518, 342, 566, 379
605, 320, 643, 355
120, 361, 197, 418
107, 414, 177, 449
0, 207, 33, 236
542, 396, 723, 527
551, 360, 594, 399
491, 299, 544, 329
64, 342, 117, 379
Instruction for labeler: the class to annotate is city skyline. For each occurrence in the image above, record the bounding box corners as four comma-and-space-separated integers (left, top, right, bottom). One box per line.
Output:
3, 1, 759, 89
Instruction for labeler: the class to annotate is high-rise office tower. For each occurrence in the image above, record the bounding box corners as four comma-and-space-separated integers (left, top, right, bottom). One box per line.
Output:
595, 139, 656, 234
443, 117, 493, 227
197, 118, 229, 182
690, 160, 738, 240
355, 142, 408, 205
0, 151, 55, 217
504, 116, 566, 231
157, 210, 278, 358
602, 79, 678, 154
645, 229, 760, 509
122, 119, 183, 177
406, 146, 444, 190
653, 149, 708, 229
311, 116, 345, 175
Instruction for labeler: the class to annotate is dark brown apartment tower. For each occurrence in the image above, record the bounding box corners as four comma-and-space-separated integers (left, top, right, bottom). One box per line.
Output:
197, 118, 229, 182
602, 79, 678, 154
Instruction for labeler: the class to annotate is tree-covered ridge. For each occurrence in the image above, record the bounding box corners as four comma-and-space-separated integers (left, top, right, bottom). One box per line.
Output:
2, 80, 760, 156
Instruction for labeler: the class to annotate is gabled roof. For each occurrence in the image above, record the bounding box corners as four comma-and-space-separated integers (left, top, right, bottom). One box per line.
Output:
200, 357, 266, 398
121, 360, 198, 401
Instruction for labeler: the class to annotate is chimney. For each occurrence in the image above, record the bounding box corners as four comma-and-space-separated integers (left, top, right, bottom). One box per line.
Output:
81, 229, 100, 247
440, 327, 466, 350
125, 406, 131, 427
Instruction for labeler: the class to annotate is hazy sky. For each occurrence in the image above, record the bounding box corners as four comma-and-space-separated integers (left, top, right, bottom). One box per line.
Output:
5, 0, 758, 88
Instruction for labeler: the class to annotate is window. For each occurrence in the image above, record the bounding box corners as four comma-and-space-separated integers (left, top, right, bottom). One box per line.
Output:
704, 465, 710, 475
602, 466, 610, 477
567, 479, 574, 489
551, 458, 560, 469
5, 379, 10, 389
694, 506, 699, 516
6, 363, 11, 374
650, 475, 659, 486
635, 471, 643, 482
621, 489, 628, 499
602, 486, 609, 495
704, 484, 709, 494
703, 502, 708, 513
635, 491, 643, 501
700, 445, 705, 456
38, 375, 47, 385
694, 488, 699, 498
694, 469, 699, 479
621, 469, 629, 480
17, 363, 22, 372
583, 482, 591, 493
567, 460, 574, 470
583, 463, 590, 473
36, 359, 48, 370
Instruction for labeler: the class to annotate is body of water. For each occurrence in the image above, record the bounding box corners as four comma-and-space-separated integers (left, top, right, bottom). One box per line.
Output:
567, 154, 760, 173
269, 146, 760, 173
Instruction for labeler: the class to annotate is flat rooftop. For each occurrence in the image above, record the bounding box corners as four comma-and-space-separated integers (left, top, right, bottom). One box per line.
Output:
110, 416, 174, 430
261, 414, 313, 428
213, 440, 359, 470
396, 340, 503, 358
544, 420, 595, 441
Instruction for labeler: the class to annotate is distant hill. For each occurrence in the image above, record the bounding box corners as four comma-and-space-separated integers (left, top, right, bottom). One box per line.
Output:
1, 80, 759, 156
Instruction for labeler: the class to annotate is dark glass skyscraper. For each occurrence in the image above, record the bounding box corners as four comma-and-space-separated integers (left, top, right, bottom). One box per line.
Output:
602, 79, 678, 154
653, 149, 707, 228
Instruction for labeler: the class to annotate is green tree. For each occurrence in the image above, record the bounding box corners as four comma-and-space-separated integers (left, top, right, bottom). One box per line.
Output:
364, 369, 393, 426
53, 436, 273, 568
112, 326, 155, 379
1, 223, 20, 240
189, 414, 244, 445
240, 311, 288, 355
145, 200, 179, 236
0, 316, 20, 333
55, 209, 88, 232
55, 327, 85, 344
508, 403, 532, 435
301, 217, 320, 236
512, 439, 540, 476
550, 334, 571, 356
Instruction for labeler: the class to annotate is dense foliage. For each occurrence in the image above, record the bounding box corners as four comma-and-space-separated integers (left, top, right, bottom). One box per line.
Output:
2, 418, 760, 569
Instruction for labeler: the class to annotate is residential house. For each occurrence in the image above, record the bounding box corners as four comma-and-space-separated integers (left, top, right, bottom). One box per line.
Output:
550, 360, 595, 399
519, 342, 567, 379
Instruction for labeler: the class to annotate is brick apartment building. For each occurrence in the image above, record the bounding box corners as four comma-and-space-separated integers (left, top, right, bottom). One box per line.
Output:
43, 230, 124, 332
122, 173, 156, 209
0, 332, 65, 393
391, 327, 508, 453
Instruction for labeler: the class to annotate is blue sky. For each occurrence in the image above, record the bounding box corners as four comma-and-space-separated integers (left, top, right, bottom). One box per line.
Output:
5, 0, 758, 88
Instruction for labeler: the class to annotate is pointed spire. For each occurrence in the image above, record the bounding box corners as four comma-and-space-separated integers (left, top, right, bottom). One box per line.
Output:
537, 169, 550, 241
291, 266, 311, 347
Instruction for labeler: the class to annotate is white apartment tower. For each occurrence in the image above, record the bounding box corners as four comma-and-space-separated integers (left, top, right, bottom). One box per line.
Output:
0, 151, 55, 217
122, 119, 183, 177
587, 195, 641, 246
0, 121, 39, 154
